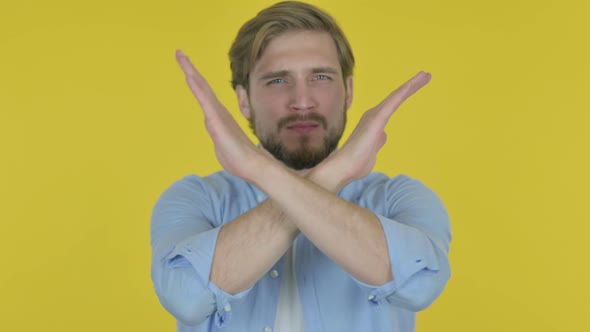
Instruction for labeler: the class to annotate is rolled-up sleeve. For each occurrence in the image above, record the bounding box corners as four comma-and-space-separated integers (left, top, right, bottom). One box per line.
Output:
150, 177, 252, 327
353, 176, 451, 312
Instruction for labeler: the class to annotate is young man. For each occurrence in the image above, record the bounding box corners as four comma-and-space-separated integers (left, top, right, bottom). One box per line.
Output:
151, 2, 451, 331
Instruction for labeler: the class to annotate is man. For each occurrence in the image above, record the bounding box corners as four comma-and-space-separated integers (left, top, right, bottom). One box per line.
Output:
151, 1, 451, 331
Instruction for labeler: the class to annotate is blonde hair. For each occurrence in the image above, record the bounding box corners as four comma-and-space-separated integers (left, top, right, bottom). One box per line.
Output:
229, 1, 354, 91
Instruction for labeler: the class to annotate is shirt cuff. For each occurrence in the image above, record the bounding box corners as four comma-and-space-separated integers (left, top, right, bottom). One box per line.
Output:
207, 280, 253, 327
352, 214, 441, 304
164, 226, 254, 327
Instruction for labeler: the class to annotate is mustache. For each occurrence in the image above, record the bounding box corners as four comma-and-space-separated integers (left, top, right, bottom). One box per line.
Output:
278, 113, 327, 130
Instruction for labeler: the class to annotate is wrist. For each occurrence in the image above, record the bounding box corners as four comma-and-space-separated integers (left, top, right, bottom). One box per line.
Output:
248, 155, 288, 191
307, 156, 351, 193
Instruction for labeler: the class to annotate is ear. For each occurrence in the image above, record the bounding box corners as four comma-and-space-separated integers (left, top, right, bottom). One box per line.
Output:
345, 76, 354, 110
236, 85, 251, 119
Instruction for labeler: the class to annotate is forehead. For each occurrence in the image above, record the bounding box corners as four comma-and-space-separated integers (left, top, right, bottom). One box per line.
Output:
251, 30, 341, 77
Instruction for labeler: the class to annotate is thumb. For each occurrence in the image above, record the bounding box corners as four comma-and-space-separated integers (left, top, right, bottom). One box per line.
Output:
377, 131, 387, 150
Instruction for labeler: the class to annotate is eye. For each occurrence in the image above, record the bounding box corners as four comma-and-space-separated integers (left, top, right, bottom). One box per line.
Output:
267, 78, 285, 85
314, 74, 331, 81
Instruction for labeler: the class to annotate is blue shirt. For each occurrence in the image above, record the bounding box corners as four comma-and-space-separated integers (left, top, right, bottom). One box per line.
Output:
151, 171, 451, 332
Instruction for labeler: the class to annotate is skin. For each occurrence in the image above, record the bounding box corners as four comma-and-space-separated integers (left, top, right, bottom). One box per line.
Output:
175, 31, 431, 294
238, 31, 351, 169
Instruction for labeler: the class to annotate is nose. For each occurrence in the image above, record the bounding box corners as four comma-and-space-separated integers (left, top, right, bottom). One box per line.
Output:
289, 81, 316, 112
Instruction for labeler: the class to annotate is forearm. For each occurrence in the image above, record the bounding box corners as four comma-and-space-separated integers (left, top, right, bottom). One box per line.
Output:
252, 162, 393, 286
210, 199, 298, 294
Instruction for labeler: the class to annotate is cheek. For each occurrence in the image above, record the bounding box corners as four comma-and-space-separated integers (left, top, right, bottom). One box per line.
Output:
250, 103, 281, 134
317, 86, 347, 111
251, 87, 286, 110
315, 80, 346, 97
251, 95, 287, 124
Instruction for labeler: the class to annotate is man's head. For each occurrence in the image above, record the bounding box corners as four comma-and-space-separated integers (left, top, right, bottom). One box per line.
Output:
229, 1, 355, 170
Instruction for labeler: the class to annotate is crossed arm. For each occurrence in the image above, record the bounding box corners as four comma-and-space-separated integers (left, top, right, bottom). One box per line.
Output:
173, 50, 433, 294
211, 159, 391, 294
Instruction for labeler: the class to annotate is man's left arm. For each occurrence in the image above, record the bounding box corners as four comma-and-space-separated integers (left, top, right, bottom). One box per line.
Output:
249, 150, 450, 311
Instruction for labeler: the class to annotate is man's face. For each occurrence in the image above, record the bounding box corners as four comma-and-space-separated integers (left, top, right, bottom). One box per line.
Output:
237, 30, 353, 170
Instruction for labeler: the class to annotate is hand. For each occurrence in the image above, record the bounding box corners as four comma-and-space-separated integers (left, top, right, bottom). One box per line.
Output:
323, 71, 432, 186
176, 50, 268, 181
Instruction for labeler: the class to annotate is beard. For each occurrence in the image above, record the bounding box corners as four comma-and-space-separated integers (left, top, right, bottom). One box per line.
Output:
249, 111, 347, 170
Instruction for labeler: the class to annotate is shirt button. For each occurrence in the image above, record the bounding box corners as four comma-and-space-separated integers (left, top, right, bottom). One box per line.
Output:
368, 295, 376, 301
270, 269, 279, 279
257, 196, 264, 203
224, 304, 232, 312
263, 327, 272, 332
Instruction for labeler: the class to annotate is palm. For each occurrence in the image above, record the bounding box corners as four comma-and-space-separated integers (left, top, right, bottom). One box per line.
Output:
175, 50, 263, 180
335, 72, 432, 181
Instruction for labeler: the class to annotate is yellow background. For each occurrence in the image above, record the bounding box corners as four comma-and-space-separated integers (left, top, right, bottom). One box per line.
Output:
2, 0, 589, 330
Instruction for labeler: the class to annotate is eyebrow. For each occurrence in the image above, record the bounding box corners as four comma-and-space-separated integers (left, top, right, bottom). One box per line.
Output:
258, 70, 290, 81
257, 67, 340, 81
311, 67, 339, 75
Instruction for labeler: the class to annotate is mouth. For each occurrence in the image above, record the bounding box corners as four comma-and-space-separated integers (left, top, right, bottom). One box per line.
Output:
285, 121, 320, 134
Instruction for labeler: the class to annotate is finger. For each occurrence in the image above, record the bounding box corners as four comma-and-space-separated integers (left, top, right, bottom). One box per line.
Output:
175, 50, 220, 114
379, 71, 432, 119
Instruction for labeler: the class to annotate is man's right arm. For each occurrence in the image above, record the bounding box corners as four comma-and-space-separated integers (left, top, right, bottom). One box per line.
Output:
150, 177, 298, 327
209, 198, 298, 294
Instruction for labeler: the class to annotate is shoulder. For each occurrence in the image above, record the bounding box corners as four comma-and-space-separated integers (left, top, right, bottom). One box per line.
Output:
157, 171, 252, 201
152, 171, 262, 225
342, 172, 446, 215
342, 172, 435, 199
